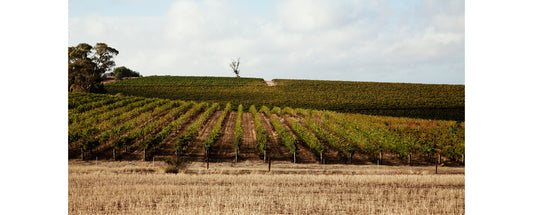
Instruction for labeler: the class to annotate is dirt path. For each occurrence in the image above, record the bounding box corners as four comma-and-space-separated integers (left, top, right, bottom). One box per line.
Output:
265, 80, 277, 86
182, 111, 221, 161
278, 114, 319, 163
239, 112, 260, 161
210, 111, 237, 162
259, 113, 291, 161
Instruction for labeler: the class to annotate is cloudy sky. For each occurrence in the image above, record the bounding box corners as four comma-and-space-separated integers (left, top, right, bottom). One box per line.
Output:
69, 0, 464, 84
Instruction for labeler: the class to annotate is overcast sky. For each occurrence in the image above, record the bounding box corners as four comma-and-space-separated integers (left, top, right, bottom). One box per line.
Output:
69, 0, 464, 84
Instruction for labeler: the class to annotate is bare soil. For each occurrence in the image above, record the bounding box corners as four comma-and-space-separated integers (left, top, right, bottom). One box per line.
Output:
182, 111, 221, 161
258, 113, 292, 161
265, 80, 277, 86
278, 114, 320, 163
239, 112, 261, 161
152, 108, 206, 160
210, 111, 237, 162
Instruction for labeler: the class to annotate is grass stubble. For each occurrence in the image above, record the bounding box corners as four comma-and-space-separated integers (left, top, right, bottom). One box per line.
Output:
69, 160, 464, 214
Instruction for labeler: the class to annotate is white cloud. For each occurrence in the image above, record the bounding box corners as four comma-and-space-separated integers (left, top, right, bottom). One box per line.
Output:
68, 0, 464, 84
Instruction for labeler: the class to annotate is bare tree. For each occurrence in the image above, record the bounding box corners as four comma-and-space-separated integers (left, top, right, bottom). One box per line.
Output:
229, 58, 240, 78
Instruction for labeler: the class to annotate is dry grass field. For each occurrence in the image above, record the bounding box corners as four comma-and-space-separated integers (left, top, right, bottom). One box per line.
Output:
69, 160, 464, 214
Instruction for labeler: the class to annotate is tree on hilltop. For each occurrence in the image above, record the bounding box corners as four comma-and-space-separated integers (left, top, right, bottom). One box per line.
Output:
68, 43, 118, 92
229, 58, 240, 78
113, 66, 140, 80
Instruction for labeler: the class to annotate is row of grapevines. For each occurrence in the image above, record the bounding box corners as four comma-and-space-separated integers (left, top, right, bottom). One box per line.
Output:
68, 92, 108, 109
69, 97, 149, 126
262, 106, 297, 162
69, 94, 122, 114
68, 98, 169, 145
97, 100, 179, 159
233, 104, 244, 161
151, 102, 207, 148
174, 103, 219, 156
203, 103, 232, 155
249, 105, 269, 162
74, 99, 175, 160
303, 110, 346, 163
138, 102, 193, 160
284, 107, 324, 162
318, 110, 363, 162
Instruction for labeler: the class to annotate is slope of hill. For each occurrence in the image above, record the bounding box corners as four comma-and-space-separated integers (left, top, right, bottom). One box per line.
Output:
104, 76, 464, 121
68, 93, 464, 165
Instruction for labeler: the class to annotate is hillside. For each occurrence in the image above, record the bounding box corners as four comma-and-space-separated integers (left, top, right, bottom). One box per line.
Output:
68, 93, 464, 165
104, 76, 464, 121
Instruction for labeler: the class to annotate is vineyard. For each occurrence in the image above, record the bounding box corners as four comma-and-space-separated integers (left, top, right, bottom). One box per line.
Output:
104, 76, 465, 121
69, 92, 464, 165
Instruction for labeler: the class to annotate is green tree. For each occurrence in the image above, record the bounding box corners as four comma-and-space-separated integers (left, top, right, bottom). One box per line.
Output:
68, 43, 119, 92
113, 66, 140, 80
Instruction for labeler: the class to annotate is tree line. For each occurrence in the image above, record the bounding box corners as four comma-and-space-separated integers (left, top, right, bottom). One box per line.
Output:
68, 42, 139, 93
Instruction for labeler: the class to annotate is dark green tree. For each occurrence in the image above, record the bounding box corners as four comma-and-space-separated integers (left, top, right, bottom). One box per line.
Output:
68, 43, 119, 93
113, 66, 140, 80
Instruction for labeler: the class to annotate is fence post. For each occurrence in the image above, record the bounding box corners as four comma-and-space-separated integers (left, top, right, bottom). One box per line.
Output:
268, 158, 271, 172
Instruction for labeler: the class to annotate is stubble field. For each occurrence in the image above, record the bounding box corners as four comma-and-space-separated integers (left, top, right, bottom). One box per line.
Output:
69, 160, 464, 214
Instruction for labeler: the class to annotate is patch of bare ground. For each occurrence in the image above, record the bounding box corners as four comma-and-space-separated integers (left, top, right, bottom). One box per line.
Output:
182, 111, 221, 162
258, 113, 291, 161
265, 80, 277, 86
101, 76, 139, 84
210, 111, 237, 162
115, 107, 178, 160
69, 160, 465, 214
279, 114, 320, 163
240, 112, 261, 161
152, 108, 206, 161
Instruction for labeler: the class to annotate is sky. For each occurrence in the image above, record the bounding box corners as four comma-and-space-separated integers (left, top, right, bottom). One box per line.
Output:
69, 0, 464, 84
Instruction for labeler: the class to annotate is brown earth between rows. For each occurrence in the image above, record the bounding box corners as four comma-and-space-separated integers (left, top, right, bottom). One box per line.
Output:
71, 107, 461, 166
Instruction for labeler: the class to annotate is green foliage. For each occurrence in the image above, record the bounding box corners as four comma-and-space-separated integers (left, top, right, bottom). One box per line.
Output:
249, 105, 269, 155
203, 103, 231, 153
287, 116, 323, 155
68, 43, 118, 93
105, 76, 464, 121
175, 103, 218, 153
68, 92, 464, 164
113, 66, 140, 80
233, 105, 244, 150
262, 106, 297, 154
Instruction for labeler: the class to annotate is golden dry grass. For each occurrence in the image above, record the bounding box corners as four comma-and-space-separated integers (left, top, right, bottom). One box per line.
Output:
69, 160, 464, 214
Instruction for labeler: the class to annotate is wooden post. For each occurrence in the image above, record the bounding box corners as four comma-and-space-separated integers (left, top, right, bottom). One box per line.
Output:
408, 154, 411, 166
320, 152, 323, 165
264, 151, 267, 163
435, 157, 438, 174
143, 149, 147, 161
293, 152, 296, 163
379, 150, 383, 165
268, 158, 271, 172
207, 156, 209, 169
235, 149, 238, 163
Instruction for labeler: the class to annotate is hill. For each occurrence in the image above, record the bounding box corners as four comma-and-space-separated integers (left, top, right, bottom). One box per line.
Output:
68, 93, 464, 166
104, 76, 464, 121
